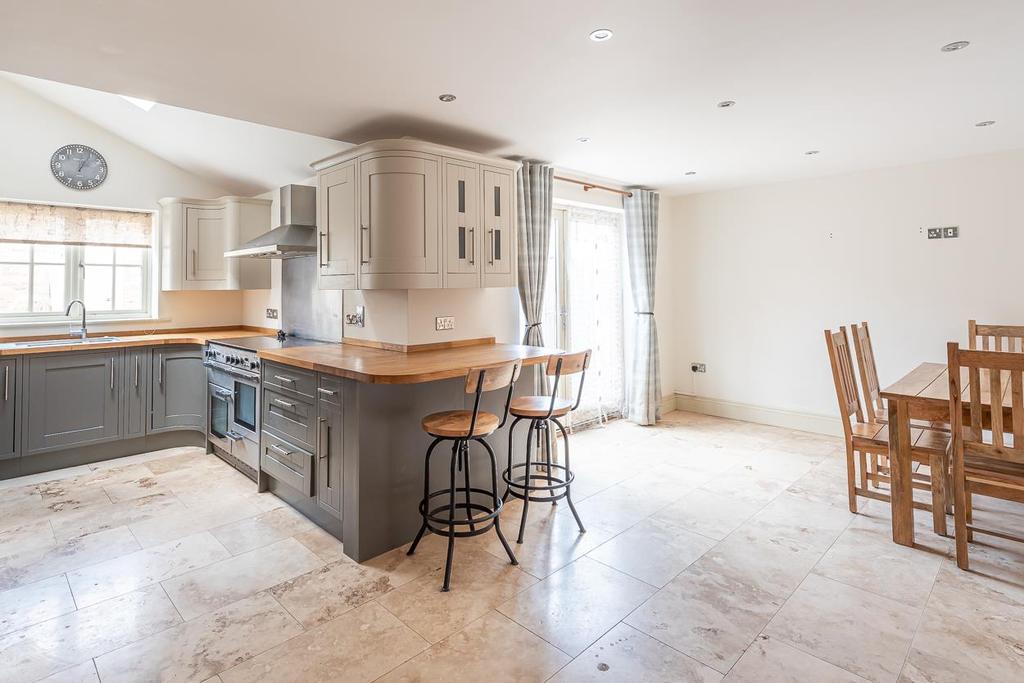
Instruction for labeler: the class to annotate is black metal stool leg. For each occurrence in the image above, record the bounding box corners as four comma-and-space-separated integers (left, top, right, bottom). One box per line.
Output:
409, 437, 444, 556
516, 419, 537, 544
442, 442, 459, 592
542, 420, 556, 506
553, 417, 585, 533
503, 417, 522, 502
476, 437, 518, 565
461, 440, 475, 532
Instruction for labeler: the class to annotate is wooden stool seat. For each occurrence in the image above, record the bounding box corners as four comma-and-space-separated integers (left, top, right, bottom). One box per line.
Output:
421, 410, 500, 438
510, 395, 573, 417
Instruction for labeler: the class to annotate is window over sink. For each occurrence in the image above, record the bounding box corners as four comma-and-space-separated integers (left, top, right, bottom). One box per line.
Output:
0, 200, 154, 323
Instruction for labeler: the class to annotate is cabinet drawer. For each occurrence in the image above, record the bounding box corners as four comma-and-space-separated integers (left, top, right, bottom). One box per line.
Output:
316, 374, 342, 405
263, 362, 316, 399
262, 387, 315, 449
260, 431, 314, 497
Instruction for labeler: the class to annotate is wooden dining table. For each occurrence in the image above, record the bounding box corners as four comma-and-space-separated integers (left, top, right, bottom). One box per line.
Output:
880, 361, 1014, 547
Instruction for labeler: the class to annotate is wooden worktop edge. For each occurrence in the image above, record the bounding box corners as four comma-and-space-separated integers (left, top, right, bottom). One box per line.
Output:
0, 325, 277, 356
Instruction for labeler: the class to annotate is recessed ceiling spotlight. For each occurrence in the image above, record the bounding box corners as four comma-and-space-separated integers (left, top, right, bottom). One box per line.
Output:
588, 28, 614, 42
120, 95, 156, 111
684, 171, 697, 176
941, 41, 970, 52
975, 120, 996, 127
576, 137, 591, 143
717, 100, 736, 108
804, 150, 820, 155
438, 93, 457, 103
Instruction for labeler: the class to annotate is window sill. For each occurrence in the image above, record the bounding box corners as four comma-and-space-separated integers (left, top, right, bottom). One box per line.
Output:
0, 317, 170, 331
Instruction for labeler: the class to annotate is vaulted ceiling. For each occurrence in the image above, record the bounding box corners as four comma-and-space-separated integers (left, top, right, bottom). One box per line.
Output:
2, 0, 1022, 194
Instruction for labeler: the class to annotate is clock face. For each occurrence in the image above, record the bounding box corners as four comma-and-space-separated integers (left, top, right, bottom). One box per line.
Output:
51, 144, 107, 190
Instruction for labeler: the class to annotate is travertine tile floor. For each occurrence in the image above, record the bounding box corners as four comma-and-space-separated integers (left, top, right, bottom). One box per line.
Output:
1, 411, 1022, 682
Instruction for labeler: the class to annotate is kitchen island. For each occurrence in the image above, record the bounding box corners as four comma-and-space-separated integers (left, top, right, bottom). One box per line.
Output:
255, 341, 553, 562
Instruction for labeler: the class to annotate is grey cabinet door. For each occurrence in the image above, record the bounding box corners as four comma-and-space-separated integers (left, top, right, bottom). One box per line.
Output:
25, 350, 121, 455
318, 160, 358, 288
316, 394, 342, 519
0, 358, 17, 459
443, 159, 480, 286
481, 167, 515, 287
151, 346, 205, 433
123, 349, 150, 439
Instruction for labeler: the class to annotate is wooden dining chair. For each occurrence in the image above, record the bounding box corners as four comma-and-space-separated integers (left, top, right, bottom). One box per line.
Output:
968, 320, 1024, 352
825, 327, 950, 533
947, 342, 1024, 570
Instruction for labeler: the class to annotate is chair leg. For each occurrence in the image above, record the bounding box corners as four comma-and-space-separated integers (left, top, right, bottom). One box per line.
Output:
442, 442, 458, 592
408, 437, 444, 556
858, 451, 868, 491
503, 417, 522, 503
845, 443, 858, 514
553, 417, 585, 534
928, 454, 947, 536
966, 490, 974, 542
516, 420, 536, 544
952, 455, 969, 570
476, 437, 517, 566
461, 441, 475, 532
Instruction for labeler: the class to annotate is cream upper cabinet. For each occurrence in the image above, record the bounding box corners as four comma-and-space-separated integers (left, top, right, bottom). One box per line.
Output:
358, 154, 441, 289
311, 139, 518, 291
317, 160, 358, 289
443, 159, 480, 288
160, 196, 271, 291
481, 167, 514, 287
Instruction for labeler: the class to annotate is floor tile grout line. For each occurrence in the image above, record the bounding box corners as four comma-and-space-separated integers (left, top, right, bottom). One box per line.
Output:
896, 558, 945, 680
210, 591, 310, 680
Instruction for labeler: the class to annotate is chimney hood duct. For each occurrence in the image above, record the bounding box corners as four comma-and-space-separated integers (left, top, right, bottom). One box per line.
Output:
225, 184, 317, 259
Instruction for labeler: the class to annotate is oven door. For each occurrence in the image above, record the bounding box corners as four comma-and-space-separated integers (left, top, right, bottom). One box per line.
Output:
207, 382, 238, 454
229, 375, 259, 441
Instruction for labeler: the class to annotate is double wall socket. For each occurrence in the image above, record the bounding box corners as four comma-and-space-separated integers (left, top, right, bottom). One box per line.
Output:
435, 316, 456, 331
265, 308, 279, 319
345, 305, 365, 327
926, 226, 959, 239
691, 362, 706, 373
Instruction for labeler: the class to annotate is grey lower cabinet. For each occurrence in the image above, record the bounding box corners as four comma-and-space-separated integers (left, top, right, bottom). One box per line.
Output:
316, 380, 343, 519
24, 349, 121, 456
151, 346, 205, 433
123, 348, 150, 439
0, 358, 18, 459
260, 362, 343, 522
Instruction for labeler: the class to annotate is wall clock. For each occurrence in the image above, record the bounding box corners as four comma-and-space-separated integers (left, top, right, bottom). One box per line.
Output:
51, 144, 107, 190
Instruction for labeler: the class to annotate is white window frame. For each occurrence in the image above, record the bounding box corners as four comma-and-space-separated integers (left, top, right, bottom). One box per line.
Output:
0, 203, 156, 325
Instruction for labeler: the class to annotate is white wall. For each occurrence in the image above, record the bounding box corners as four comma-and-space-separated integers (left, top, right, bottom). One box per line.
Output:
0, 76, 244, 337
667, 149, 1024, 424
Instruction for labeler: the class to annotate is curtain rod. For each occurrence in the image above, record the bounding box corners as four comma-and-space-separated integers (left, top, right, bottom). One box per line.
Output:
553, 175, 633, 198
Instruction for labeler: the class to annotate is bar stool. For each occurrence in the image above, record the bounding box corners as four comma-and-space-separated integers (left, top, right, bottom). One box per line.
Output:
408, 360, 522, 592
503, 350, 591, 543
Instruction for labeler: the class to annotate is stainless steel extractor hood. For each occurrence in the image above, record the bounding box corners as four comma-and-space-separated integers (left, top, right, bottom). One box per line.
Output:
225, 184, 317, 259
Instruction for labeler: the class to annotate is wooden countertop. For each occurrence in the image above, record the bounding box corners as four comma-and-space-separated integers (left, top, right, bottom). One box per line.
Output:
0, 327, 273, 356
258, 342, 555, 384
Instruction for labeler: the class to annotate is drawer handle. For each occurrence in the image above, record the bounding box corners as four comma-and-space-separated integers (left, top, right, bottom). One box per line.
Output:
273, 375, 295, 384
317, 387, 337, 396
272, 398, 295, 409
269, 443, 292, 457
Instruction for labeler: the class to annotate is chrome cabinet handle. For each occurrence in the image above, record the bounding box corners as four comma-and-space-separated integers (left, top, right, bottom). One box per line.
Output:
273, 375, 295, 384
272, 398, 295, 409
360, 225, 370, 264
318, 417, 328, 460
317, 387, 336, 396
3, 366, 8, 401
468, 227, 475, 265
318, 231, 327, 268
134, 354, 139, 388
191, 249, 197, 277
157, 354, 163, 386
269, 443, 292, 456
110, 359, 114, 390
488, 229, 495, 264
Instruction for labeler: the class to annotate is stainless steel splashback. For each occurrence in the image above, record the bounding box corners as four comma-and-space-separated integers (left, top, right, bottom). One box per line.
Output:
281, 257, 343, 342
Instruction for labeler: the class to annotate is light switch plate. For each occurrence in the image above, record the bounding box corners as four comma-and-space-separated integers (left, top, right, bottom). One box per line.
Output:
436, 316, 456, 331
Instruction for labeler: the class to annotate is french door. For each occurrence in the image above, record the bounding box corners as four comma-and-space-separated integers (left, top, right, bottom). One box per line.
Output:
542, 204, 626, 428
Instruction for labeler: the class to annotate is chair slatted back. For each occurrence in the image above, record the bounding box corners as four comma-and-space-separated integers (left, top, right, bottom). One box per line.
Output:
948, 342, 1024, 464
545, 350, 591, 377
851, 322, 884, 422
465, 360, 522, 394
825, 327, 864, 437
968, 320, 1024, 352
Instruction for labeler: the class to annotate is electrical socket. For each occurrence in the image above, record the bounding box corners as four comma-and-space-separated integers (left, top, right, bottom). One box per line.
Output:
943, 226, 959, 238
345, 305, 365, 327
265, 308, 278, 319
436, 316, 456, 331
926, 228, 943, 239
691, 362, 706, 373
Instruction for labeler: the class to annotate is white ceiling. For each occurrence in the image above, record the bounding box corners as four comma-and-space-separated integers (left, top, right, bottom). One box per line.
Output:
1, 0, 1022, 195
1, 72, 350, 196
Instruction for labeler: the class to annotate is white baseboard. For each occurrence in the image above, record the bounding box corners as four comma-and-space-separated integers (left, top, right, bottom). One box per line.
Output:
672, 393, 843, 437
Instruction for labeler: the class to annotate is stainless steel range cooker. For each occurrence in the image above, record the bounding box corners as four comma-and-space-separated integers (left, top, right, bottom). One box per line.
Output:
203, 333, 320, 479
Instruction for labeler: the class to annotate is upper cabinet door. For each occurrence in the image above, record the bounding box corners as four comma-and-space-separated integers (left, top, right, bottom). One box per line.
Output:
359, 155, 439, 275
481, 167, 514, 286
184, 206, 227, 282
318, 161, 358, 288
443, 160, 480, 287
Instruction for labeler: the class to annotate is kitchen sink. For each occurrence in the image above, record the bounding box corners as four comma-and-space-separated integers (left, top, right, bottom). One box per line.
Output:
12, 336, 121, 348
